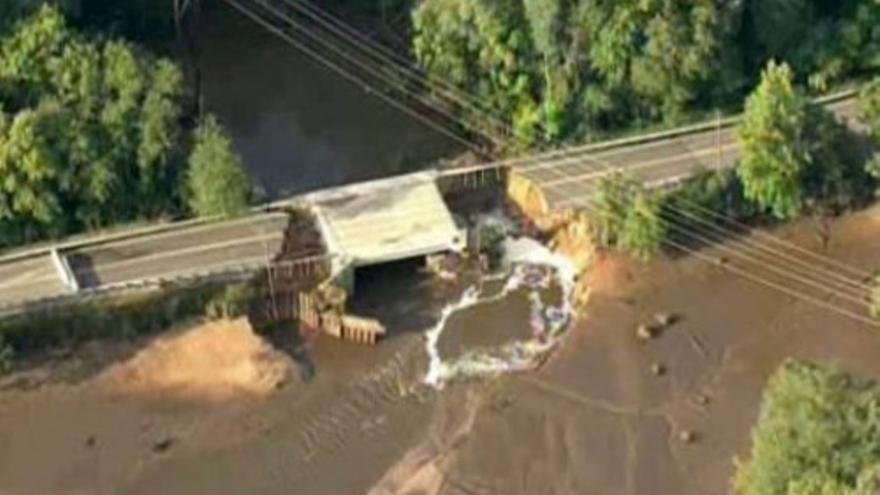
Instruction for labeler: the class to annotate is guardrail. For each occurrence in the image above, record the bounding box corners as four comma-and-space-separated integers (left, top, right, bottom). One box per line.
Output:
0, 206, 290, 266
540, 88, 857, 155
0, 255, 334, 321
0, 89, 858, 267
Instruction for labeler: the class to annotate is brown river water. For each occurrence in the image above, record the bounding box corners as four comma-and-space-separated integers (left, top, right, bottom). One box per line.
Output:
3, 4, 880, 494
3, 207, 880, 495
198, 3, 461, 198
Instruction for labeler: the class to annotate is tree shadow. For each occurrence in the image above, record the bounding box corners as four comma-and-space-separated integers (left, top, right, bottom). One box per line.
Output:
250, 318, 317, 382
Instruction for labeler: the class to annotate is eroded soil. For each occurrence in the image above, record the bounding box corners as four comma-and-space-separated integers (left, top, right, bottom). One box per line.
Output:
2, 208, 880, 495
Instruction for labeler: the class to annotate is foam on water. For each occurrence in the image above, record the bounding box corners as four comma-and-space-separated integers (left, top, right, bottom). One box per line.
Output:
423, 286, 480, 388
422, 236, 578, 389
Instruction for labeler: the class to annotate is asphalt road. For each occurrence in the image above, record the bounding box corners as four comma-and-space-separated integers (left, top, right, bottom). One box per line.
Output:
0, 213, 288, 309
0, 255, 67, 308
512, 98, 860, 207
0, 96, 862, 310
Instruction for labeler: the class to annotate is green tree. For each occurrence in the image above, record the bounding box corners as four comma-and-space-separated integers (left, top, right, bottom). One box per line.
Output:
628, 0, 726, 119
733, 360, 880, 495
187, 115, 251, 218
412, 0, 542, 147
590, 171, 665, 261
619, 190, 665, 261
590, 171, 638, 248
663, 168, 758, 230
412, 0, 731, 144
0, 5, 189, 246
0, 101, 69, 241
859, 78, 880, 139
411, 0, 873, 147
737, 61, 811, 220
862, 79, 880, 197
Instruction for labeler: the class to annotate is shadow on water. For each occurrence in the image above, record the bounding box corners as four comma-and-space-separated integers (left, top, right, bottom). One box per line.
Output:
197, 2, 462, 199
255, 319, 317, 382
348, 257, 470, 338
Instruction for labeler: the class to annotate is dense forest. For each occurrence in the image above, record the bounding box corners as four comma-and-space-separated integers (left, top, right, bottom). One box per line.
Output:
411, 0, 879, 145
0, 5, 250, 248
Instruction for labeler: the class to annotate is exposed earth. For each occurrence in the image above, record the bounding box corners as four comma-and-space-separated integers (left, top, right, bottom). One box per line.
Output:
2, 207, 880, 495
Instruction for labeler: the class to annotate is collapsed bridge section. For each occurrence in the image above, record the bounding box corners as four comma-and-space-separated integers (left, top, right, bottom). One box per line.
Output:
306, 171, 466, 281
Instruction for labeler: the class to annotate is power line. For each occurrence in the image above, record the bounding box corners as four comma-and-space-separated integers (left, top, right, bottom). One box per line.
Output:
286, 0, 875, 300
567, 195, 879, 327
282, 0, 529, 142
251, 0, 508, 148
225, 0, 878, 324
526, 130, 877, 289
528, 143, 877, 298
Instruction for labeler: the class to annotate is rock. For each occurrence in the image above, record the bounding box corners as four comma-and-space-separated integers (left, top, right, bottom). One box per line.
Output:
636, 324, 655, 341
697, 394, 710, 406
152, 436, 175, 453
651, 362, 666, 376
85, 435, 96, 448
678, 430, 696, 444
654, 313, 675, 327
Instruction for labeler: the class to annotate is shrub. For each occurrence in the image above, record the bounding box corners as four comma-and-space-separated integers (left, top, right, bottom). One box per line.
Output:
187, 115, 252, 218
0, 282, 233, 355
205, 283, 257, 320
662, 168, 759, 244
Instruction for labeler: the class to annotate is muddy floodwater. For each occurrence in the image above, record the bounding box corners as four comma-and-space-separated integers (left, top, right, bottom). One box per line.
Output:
198, 3, 461, 199
3, 207, 880, 494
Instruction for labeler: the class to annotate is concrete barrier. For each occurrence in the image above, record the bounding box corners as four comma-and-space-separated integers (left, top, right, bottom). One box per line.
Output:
49, 248, 79, 293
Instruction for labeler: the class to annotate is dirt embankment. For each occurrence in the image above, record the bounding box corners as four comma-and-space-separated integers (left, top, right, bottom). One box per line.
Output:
507, 171, 596, 308
100, 319, 290, 401
0, 319, 295, 495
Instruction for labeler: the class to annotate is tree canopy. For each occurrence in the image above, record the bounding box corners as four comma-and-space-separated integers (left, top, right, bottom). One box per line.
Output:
590, 171, 665, 261
734, 360, 880, 495
411, 0, 879, 146
619, 190, 665, 261
0, 6, 252, 247
860, 78, 880, 140
0, 5, 187, 246
737, 61, 811, 220
737, 62, 873, 220
862, 78, 880, 199
412, 0, 729, 146
187, 115, 251, 218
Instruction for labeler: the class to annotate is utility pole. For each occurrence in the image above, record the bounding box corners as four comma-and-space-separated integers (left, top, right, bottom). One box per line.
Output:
716, 110, 723, 169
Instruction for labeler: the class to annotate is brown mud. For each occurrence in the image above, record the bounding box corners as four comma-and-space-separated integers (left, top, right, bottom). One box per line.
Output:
2, 207, 880, 494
